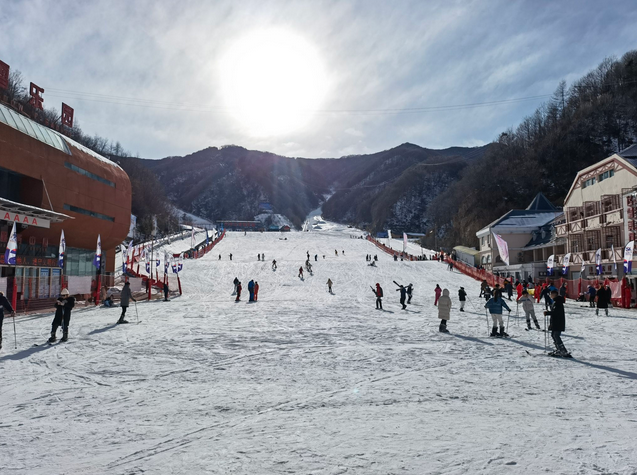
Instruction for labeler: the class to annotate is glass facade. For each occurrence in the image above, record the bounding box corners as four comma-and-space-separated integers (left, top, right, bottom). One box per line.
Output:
64, 162, 116, 188
65, 247, 99, 276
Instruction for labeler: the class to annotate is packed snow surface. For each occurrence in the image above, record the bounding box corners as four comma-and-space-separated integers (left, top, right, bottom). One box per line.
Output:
2, 220, 637, 474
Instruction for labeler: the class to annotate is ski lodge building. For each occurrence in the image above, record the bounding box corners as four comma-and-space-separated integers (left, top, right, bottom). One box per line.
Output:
475, 145, 637, 283
555, 144, 637, 280
0, 101, 132, 303
475, 193, 564, 282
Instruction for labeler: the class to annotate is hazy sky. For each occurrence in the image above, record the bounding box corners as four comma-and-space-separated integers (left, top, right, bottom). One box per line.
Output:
2, 0, 636, 159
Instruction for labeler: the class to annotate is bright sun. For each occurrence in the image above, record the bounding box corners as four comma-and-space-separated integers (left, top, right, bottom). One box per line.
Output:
220, 29, 328, 137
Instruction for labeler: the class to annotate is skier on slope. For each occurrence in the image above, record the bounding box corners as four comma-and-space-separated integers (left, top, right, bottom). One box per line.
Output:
235, 282, 242, 301
458, 287, 467, 312
233, 277, 239, 295
396, 284, 407, 310
434, 284, 442, 306
257, 254, 261, 261
437, 289, 452, 333
272, 260, 277, 271
504, 279, 513, 301
254, 281, 259, 301
559, 282, 567, 298
406, 284, 413, 304
485, 292, 511, 337
540, 284, 553, 310
544, 289, 571, 357
229, 253, 233, 261
49, 289, 76, 342
315, 254, 318, 261
0, 291, 15, 350
327, 278, 333, 294
483, 285, 492, 302
517, 290, 540, 330
117, 282, 136, 324
298, 267, 304, 278
371, 283, 383, 309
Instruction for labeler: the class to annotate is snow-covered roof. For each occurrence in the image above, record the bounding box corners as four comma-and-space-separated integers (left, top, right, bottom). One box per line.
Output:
61, 135, 122, 170
492, 210, 561, 230
0, 102, 121, 170
618, 144, 637, 159
0, 102, 70, 154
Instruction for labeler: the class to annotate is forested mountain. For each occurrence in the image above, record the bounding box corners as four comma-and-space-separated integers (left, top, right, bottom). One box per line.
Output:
120, 50, 637, 247
425, 50, 637, 249
130, 143, 489, 230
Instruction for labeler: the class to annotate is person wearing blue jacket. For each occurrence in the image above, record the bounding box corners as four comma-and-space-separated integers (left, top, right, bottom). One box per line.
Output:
485, 293, 511, 337
248, 280, 255, 301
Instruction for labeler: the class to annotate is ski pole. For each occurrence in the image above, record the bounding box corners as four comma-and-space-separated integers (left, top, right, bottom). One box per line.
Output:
12, 312, 17, 349
516, 302, 519, 327
134, 301, 139, 324
486, 310, 490, 336
506, 311, 510, 334
467, 296, 478, 312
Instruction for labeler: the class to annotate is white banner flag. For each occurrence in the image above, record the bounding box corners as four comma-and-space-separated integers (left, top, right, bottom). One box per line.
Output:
562, 253, 571, 275
387, 229, 392, 248
624, 241, 635, 274
492, 233, 509, 265
547, 254, 555, 275
403, 232, 408, 253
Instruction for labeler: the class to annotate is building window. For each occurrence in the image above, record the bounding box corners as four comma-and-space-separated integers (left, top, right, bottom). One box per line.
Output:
598, 169, 615, 182
63, 204, 115, 222
582, 177, 597, 188
64, 162, 115, 188
481, 237, 484, 246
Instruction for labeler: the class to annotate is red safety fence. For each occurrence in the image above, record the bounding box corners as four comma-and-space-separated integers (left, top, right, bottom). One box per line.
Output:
366, 235, 425, 261
447, 257, 632, 308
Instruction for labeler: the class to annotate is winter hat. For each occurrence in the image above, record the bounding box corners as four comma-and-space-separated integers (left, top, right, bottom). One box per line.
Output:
61, 288, 70, 296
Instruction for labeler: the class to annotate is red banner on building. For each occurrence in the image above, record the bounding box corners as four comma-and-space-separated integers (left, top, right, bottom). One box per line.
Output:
0, 60, 9, 90
29, 82, 44, 110
61, 102, 74, 127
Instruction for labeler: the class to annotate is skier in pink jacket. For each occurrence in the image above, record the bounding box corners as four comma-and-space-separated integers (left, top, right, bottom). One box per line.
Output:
434, 284, 442, 306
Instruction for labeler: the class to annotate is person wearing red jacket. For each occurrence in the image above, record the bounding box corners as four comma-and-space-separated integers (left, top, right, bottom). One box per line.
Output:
254, 281, 259, 301
516, 281, 523, 299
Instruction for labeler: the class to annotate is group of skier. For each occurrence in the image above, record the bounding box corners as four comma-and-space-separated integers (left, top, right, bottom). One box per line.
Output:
233, 277, 259, 302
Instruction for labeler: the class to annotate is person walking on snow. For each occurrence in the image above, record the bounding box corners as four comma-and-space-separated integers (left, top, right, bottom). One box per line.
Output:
516, 281, 524, 299
458, 287, 467, 312
504, 280, 513, 300
437, 289, 452, 333
233, 277, 239, 295
517, 290, 540, 330
396, 284, 407, 310
596, 283, 611, 316
229, 253, 233, 260
544, 289, 571, 357
480, 279, 488, 298
434, 284, 442, 306
371, 283, 383, 309
163, 281, 169, 301
254, 281, 259, 301
587, 284, 597, 307
406, 284, 413, 304
272, 260, 277, 270
298, 267, 304, 278
0, 291, 15, 349
327, 278, 333, 294
117, 282, 136, 324
248, 280, 255, 302
559, 282, 567, 298
235, 282, 242, 301
485, 292, 511, 337
540, 284, 553, 310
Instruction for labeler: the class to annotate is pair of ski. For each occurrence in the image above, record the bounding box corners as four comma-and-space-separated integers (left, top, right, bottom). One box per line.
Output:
525, 350, 573, 359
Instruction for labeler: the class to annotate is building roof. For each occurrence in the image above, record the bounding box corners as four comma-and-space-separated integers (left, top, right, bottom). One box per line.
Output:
0, 102, 121, 170
525, 192, 557, 211
0, 102, 70, 154
453, 245, 480, 256
618, 144, 637, 159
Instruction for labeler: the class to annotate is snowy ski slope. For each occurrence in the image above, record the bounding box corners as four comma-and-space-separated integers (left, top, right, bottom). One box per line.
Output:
1, 219, 636, 474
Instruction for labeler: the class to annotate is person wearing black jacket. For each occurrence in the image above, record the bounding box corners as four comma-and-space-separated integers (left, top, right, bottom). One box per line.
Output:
0, 291, 15, 349
458, 287, 467, 311
544, 289, 570, 357
596, 284, 612, 316
396, 284, 407, 310
49, 288, 75, 343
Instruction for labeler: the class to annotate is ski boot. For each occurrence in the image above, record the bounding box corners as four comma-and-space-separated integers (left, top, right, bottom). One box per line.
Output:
490, 326, 499, 337
439, 324, 449, 333
116, 318, 129, 324
48, 331, 57, 343
60, 330, 68, 342
499, 326, 509, 338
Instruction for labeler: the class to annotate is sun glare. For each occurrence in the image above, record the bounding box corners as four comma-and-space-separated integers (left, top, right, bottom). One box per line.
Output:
220, 29, 328, 136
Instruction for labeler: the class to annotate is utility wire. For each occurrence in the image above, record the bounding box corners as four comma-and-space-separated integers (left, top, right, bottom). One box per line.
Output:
44, 86, 552, 115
